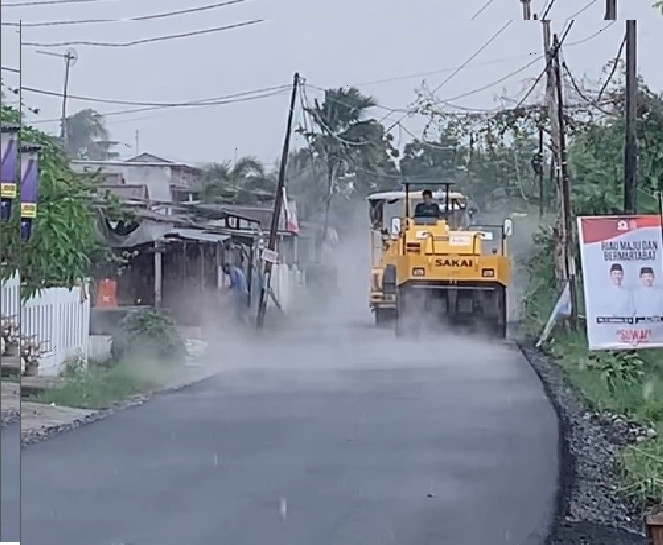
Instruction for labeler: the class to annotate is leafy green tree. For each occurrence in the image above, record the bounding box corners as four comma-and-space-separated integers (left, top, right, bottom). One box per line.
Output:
1, 99, 100, 299
568, 72, 663, 215
65, 108, 120, 161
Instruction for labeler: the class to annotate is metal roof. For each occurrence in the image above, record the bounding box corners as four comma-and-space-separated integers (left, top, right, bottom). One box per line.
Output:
166, 229, 230, 243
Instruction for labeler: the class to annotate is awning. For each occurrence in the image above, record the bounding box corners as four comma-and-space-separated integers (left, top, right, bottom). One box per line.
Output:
166, 229, 229, 243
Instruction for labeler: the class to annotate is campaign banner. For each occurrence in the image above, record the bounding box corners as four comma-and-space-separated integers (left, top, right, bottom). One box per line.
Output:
577, 214, 663, 350
20, 143, 39, 219
1, 125, 19, 221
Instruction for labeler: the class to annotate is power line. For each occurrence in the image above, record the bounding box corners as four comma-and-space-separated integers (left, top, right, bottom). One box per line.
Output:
561, 34, 625, 112
429, 20, 513, 96
349, 52, 543, 87
596, 35, 626, 101
383, 20, 514, 133
564, 0, 600, 22
470, 0, 497, 20
2, 0, 251, 27
21, 19, 264, 47
514, 20, 575, 108
3, 0, 119, 6
25, 88, 291, 124
541, 0, 557, 19
565, 21, 615, 46
435, 54, 544, 104
13, 83, 289, 107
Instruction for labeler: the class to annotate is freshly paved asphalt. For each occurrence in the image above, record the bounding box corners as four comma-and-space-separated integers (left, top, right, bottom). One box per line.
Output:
1, 423, 20, 542
21, 306, 559, 545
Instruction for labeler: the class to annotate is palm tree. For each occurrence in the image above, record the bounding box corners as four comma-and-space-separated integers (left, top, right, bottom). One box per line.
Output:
202, 156, 275, 204
305, 87, 392, 238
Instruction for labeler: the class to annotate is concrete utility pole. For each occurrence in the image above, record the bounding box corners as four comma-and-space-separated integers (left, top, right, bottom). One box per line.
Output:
553, 34, 577, 328
624, 20, 638, 213
256, 72, 300, 330
604, 0, 617, 20
520, 0, 533, 19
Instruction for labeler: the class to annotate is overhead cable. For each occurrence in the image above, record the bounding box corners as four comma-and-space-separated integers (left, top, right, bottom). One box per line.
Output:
514, 20, 575, 109
2, 0, 250, 27
470, 0, 497, 20
429, 20, 513, 96
564, 0, 600, 23
541, 0, 557, 19
4, 0, 119, 7
17, 83, 289, 107
26, 88, 291, 124
21, 19, 264, 47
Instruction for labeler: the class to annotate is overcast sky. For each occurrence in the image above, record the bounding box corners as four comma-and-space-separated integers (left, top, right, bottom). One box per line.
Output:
1, 0, 661, 165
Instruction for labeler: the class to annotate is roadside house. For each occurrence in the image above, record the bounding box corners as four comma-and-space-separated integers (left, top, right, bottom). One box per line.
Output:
71, 152, 203, 204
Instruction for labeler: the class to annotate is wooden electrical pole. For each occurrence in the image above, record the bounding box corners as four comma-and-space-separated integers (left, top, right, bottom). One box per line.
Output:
256, 72, 300, 329
553, 34, 577, 328
624, 20, 638, 214
604, 0, 617, 20
541, 20, 565, 286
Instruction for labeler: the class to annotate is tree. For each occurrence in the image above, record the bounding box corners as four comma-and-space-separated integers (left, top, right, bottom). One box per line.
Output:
1, 98, 100, 299
65, 108, 120, 161
655, 0, 663, 14
305, 87, 397, 237
201, 156, 276, 205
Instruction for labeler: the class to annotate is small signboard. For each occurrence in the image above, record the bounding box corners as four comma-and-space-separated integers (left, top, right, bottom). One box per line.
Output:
262, 248, 279, 263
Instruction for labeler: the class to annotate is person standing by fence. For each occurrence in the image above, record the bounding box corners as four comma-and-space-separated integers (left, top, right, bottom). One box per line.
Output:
222, 262, 249, 325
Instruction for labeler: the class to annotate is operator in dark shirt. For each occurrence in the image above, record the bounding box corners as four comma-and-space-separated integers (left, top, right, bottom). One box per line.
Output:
414, 189, 442, 219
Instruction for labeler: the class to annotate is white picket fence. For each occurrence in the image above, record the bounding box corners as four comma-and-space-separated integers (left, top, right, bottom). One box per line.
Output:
0, 275, 90, 376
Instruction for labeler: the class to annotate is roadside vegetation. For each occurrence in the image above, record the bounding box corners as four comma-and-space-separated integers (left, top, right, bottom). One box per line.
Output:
520, 70, 663, 508
36, 309, 187, 410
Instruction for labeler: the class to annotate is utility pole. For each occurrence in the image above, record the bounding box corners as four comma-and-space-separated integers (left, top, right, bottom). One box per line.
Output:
553, 34, 577, 328
604, 0, 617, 20
541, 20, 565, 286
624, 20, 638, 214
538, 124, 544, 218
256, 72, 300, 330
134, 129, 140, 155
520, 0, 532, 19
35, 48, 77, 144
59, 49, 76, 143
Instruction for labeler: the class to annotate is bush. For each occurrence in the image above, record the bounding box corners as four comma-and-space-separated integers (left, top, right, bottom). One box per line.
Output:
38, 363, 153, 409
110, 309, 186, 365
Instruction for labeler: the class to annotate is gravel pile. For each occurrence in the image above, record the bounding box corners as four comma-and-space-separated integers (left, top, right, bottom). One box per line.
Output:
519, 345, 649, 545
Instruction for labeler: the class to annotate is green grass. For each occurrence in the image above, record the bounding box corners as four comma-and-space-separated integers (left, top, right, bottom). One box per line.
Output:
547, 329, 663, 505
36, 364, 156, 410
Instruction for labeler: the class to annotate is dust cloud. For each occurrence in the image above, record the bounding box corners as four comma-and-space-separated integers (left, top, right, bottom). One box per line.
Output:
200, 201, 537, 384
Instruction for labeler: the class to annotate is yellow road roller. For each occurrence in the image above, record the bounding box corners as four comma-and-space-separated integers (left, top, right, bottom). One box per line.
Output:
373, 180, 512, 337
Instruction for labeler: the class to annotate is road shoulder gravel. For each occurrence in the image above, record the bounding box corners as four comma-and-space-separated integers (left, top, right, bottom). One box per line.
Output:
519, 344, 648, 545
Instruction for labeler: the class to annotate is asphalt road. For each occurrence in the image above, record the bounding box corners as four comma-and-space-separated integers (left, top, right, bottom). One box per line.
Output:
20, 303, 559, 545
1, 423, 20, 542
